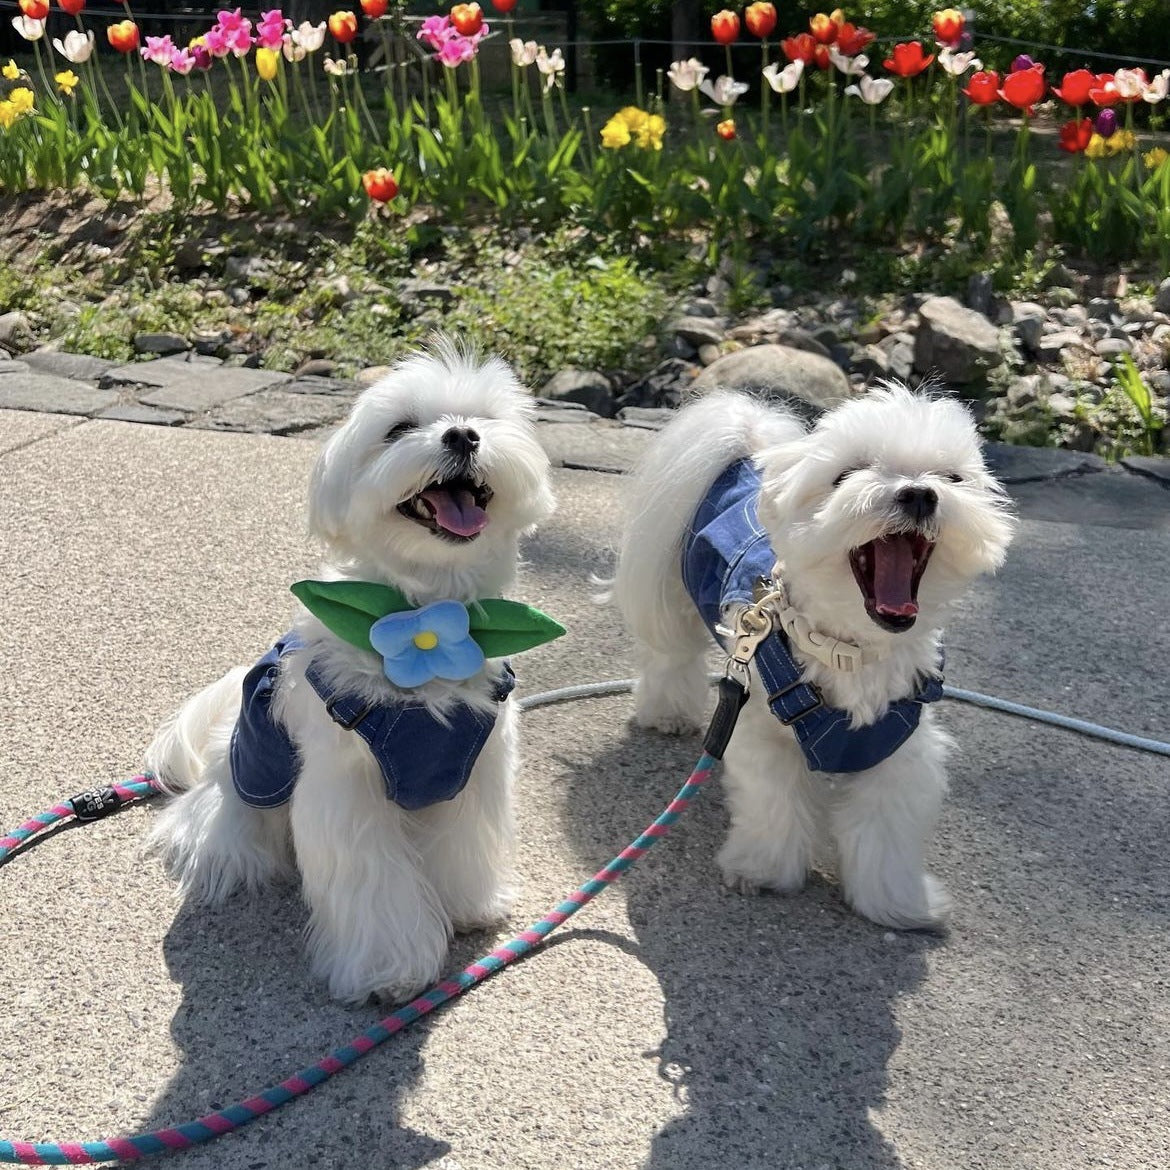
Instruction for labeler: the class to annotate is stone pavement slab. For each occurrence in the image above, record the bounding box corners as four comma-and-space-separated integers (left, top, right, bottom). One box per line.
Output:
0, 415, 1168, 1170
0, 374, 119, 416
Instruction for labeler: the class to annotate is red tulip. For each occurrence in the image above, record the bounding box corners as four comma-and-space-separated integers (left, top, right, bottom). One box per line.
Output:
963, 69, 1000, 105
809, 12, 837, 45
932, 8, 963, 46
490, 0, 517, 11
1058, 118, 1093, 153
835, 22, 875, 56
710, 10, 739, 45
58, 0, 85, 11
328, 10, 358, 41
450, 2, 483, 36
360, 0, 387, 15
781, 33, 815, 64
1000, 65, 1046, 114
812, 43, 831, 70
884, 41, 934, 78
18, 0, 48, 18
744, 2, 776, 39
1052, 69, 1094, 106
106, 19, 139, 53
362, 168, 398, 202
1088, 72, 1119, 106
716, 118, 736, 140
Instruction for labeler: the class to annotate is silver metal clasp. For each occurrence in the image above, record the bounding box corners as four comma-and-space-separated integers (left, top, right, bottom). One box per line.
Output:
719, 602, 775, 693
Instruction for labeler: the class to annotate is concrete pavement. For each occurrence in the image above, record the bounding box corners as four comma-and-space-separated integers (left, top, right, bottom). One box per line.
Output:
0, 409, 1167, 1170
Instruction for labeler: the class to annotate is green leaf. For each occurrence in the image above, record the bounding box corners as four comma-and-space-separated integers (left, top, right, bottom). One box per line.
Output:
290, 579, 413, 652
467, 599, 567, 658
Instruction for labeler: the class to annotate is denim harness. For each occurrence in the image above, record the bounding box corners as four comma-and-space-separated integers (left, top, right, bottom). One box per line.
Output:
681, 459, 943, 774
229, 633, 514, 811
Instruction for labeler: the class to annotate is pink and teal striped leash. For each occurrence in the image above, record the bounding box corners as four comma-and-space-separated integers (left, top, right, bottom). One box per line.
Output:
0, 753, 718, 1165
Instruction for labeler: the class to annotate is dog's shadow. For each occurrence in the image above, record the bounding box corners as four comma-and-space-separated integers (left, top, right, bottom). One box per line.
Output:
141, 881, 461, 1168
558, 719, 939, 1168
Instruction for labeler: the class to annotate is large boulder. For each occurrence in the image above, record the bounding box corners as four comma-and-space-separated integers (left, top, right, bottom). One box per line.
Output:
689, 343, 852, 421
914, 295, 1004, 387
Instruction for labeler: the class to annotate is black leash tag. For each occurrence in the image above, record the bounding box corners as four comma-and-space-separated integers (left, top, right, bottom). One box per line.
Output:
69, 786, 124, 822
703, 676, 749, 761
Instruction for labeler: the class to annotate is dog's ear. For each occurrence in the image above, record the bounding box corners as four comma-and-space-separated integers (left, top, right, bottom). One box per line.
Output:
308, 425, 357, 544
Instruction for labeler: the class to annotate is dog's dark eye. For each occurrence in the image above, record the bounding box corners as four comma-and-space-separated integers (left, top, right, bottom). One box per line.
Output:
943, 472, 963, 483
833, 468, 862, 487
385, 421, 416, 443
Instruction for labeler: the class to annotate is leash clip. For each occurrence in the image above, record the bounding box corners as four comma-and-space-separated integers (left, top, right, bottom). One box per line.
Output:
720, 601, 776, 693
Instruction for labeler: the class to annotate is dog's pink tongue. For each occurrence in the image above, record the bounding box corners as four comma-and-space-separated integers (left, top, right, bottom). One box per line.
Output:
419, 487, 488, 537
871, 536, 919, 617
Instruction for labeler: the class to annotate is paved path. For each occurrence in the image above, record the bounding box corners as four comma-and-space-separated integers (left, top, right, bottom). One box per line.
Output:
0, 401, 1167, 1170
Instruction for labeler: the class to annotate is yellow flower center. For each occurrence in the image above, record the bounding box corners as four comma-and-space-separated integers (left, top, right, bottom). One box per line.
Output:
412, 630, 439, 651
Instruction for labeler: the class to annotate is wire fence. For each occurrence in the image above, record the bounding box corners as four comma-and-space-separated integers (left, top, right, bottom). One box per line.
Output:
3, 3, 1169, 74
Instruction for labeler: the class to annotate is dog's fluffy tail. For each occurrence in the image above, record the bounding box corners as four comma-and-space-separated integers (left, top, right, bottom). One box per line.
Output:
614, 391, 805, 652
144, 668, 246, 794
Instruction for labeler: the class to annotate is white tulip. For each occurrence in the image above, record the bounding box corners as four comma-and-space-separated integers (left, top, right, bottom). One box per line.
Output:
937, 46, 981, 76
292, 20, 326, 53
844, 74, 894, 105
667, 57, 709, 92
509, 38, 538, 67
535, 46, 564, 91
1113, 67, 1147, 99
12, 16, 45, 42
699, 74, 749, 106
53, 29, 95, 63
762, 59, 803, 93
1142, 68, 1169, 104
829, 47, 867, 76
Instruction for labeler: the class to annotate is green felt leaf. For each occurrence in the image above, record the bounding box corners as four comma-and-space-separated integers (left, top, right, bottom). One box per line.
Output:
290, 581, 566, 660
290, 579, 413, 653
468, 599, 567, 658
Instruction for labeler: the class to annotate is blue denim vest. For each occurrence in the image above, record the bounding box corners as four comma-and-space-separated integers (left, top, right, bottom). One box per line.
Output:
681, 459, 943, 774
229, 633, 514, 811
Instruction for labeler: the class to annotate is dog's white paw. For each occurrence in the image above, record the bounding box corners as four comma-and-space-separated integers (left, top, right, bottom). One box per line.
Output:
636, 711, 702, 736
849, 873, 953, 932
449, 887, 516, 934
717, 836, 808, 897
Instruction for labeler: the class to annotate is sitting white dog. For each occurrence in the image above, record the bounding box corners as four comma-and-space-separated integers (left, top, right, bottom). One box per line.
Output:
614, 385, 1015, 929
146, 340, 559, 1002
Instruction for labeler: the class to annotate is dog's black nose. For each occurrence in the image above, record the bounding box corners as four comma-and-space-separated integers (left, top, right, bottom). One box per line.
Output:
895, 485, 938, 523
442, 426, 480, 459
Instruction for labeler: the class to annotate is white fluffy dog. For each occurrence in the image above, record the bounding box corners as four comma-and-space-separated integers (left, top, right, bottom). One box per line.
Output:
614, 386, 1015, 929
146, 340, 555, 1003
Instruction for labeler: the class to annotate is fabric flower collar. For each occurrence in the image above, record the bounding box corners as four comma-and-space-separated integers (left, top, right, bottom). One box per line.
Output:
290, 579, 565, 688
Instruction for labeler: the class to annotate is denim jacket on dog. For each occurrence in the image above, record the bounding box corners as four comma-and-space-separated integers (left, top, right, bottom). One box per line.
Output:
681, 458, 943, 774
229, 633, 514, 811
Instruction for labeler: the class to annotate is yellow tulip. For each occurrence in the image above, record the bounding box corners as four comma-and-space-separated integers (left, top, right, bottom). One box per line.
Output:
8, 86, 34, 113
600, 117, 631, 149
256, 46, 279, 81
2, 60, 19, 80
55, 69, 79, 95
0, 101, 16, 130
1145, 147, 1169, 169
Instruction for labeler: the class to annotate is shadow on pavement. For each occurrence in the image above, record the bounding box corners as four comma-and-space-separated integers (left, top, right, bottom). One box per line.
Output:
555, 722, 939, 1170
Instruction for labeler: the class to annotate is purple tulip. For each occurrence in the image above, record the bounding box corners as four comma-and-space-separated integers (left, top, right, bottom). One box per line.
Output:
1095, 108, 1118, 137
1011, 54, 1035, 73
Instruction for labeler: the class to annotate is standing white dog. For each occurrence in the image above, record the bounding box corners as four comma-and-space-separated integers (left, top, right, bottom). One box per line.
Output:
146, 340, 558, 1002
614, 385, 1015, 929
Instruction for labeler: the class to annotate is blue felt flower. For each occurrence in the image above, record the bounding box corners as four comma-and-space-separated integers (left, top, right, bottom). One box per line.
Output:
369, 600, 485, 687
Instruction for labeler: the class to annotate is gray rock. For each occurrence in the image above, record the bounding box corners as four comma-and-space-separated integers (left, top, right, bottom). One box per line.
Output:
914, 296, 1004, 385
617, 406, 676, 429
536, 418, 652, 473
23, 351, 114, 382
851, 345, 892, 381
1007, 374, 1042, 409
283, 376, 359, 399
0, 374, 119, 415
102, 356, 290, 412
1155, 277, 1170, 316
191, 388, 350, 435
670, 335, 698, 359
776, 329, 832, 360
539, 369, 615, 418
1094, 337, 1133, 358
96, 403, 186, 426
1087, 297, 1119, 322
966, 272, 995, 317
689, 344, 852, 421
1121, 455, 1170, 485
0, 359, 30, 376
982, 442, 1106, 483
1011, 302, 1048, 352
1046, 392, 1079, 419
1035, 330, 1090, 363
224, 255, 273, 284
671, 317, 725, 349
697, 343, 722, 366
355, 365, 393, 387
133, 332, 190, 356
294, 358, 339, 378
0, 311, 34, 353
398, 280, 456, 311
679, 298, 720, 319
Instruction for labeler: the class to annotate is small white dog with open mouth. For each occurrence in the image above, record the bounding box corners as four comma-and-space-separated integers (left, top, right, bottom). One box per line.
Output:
146, 339, 558, 1003
614, 385, 1015, 930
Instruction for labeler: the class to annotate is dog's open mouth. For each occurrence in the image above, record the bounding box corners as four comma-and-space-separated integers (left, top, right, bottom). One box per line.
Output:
849, 534, 935, 633
397, 475, 494, 542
